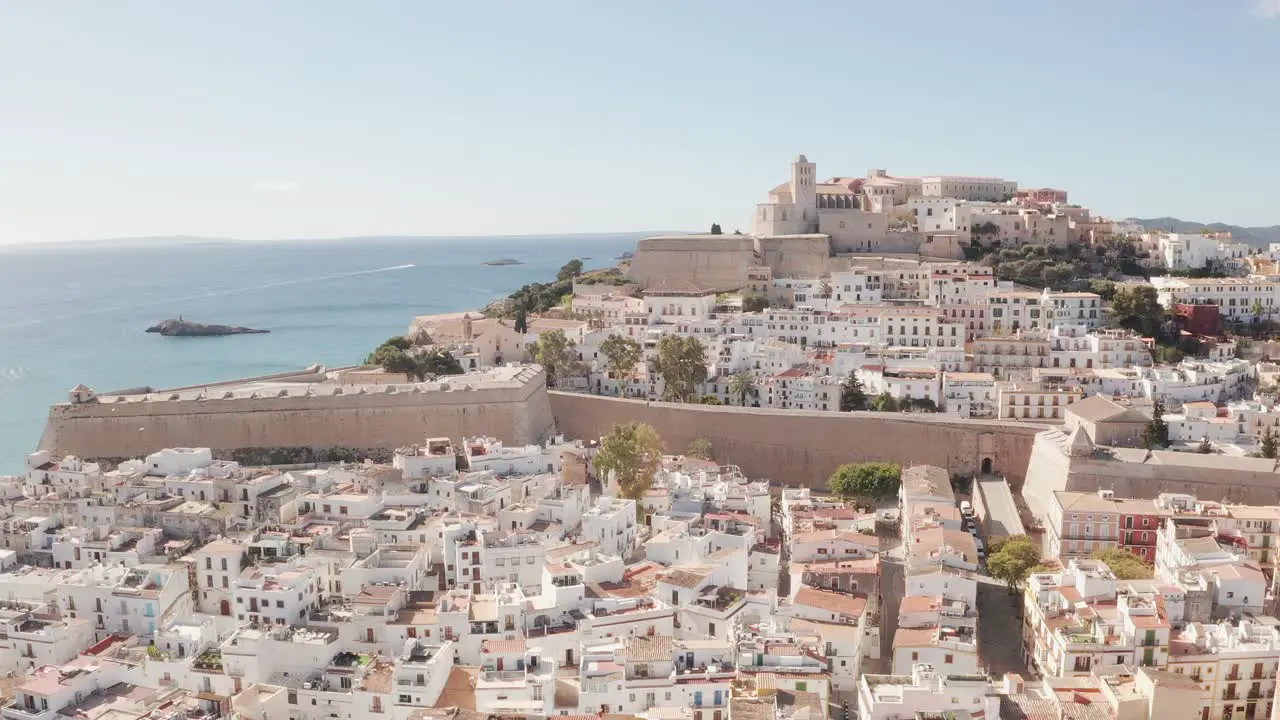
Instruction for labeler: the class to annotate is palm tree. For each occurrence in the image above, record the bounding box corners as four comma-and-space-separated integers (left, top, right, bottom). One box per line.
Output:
729, 372, 757, 407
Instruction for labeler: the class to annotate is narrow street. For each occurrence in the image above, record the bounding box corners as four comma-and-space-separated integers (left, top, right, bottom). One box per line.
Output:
976, 574, 1029, 677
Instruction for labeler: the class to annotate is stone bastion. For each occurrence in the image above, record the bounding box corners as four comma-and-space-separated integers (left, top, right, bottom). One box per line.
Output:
40, 366, 1045, 487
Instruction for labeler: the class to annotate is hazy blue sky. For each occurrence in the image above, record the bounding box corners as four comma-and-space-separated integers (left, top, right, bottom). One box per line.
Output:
2, 1, 1278, 244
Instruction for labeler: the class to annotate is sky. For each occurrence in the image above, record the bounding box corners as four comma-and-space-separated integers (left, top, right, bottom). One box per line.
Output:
1, 1, 1279, 244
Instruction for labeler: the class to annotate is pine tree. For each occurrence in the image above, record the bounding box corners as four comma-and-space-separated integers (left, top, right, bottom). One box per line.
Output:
839, 372, 867, 412
513, 306, 528, 334
1143, 399, 1170, 449
1263, 427, 1277, 460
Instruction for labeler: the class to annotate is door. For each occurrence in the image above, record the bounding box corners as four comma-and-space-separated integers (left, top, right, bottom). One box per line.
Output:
496, 658, 503, 671
220, 600, 230, 616
566, 649, 574, 666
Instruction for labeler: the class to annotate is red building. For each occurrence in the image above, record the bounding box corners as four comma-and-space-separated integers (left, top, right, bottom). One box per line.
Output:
1117, 500, 1162, 562
1173, 303, 1221, 338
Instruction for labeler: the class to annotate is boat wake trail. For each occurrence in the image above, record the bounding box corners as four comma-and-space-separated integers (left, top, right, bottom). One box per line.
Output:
0, 263, 418, 330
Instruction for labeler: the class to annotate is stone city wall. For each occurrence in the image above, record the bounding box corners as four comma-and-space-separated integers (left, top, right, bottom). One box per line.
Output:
627, 236, 758, 291
40, 375, 556, 461
1061, 455, 1280, 507
1021, 430, 1280, 513
549, 392, 1042, 488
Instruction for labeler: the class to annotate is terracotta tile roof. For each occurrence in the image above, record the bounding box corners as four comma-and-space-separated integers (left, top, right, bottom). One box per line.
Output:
624, 635, 674, 662
660, 566, 714, 589
482, 638, 527, 654
793, 587, 867, 618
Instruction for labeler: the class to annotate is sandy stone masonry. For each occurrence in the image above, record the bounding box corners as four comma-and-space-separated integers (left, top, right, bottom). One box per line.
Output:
41, 364, 1049, 487
40, 365, 556, 461
549, 391, 1043, 486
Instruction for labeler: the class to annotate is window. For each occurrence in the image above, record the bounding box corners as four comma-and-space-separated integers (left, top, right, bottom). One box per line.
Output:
945, 654, 954, 664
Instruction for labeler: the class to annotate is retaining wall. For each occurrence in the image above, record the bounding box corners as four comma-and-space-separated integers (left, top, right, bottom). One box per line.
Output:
549, 392, 1044, 488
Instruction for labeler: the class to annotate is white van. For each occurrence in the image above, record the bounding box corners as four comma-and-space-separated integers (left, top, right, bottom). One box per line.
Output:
960, 500, 974, 517
975, 538, 986, 557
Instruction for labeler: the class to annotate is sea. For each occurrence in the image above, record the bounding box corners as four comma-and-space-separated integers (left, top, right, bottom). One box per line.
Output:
0, 233, 645, 473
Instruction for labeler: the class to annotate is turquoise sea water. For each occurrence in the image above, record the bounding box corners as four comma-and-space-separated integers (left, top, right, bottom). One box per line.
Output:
0, 234, 644, 472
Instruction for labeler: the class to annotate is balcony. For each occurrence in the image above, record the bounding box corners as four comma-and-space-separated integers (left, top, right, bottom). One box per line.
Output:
479, 669, 529, 685
3, 704, 52, 720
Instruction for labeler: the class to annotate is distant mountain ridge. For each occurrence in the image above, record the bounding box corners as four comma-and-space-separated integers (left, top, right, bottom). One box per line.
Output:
1129, 217, 1280, 247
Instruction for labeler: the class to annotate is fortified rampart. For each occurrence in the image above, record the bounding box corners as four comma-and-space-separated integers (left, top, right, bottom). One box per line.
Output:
627, 235, 758, 291
41, 367, 1047, 487
40, 366, 556, 462
1022, 428, 1280, 513
548, 392, 1043, 487
628, 232, 964, 292
754, 235, 834, 278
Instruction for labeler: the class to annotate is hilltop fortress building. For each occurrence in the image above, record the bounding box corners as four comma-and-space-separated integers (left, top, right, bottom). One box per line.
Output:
627, 156, 1017, 291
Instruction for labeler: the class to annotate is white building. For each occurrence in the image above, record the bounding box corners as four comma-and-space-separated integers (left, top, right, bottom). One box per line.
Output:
582, 497, 638, 558
1159, 233, 1222, 270
1151, 277, 1280, 322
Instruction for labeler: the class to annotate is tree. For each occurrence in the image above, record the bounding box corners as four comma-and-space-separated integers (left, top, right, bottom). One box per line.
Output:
987, 535, 1042, 592
652, 335, 709, 402
594, 422, 664, 500
871, 392, 900, 412
1142, 399, 1170, 449
906, 397, 939, 413
839, 372, 867, 412
742, 295, 770, 313
1196, 437, 1214, 454
1110, 285, 1165, 338
417, 347, 464, 378
1263, 427, 1277, 460
1091, 548, 1153, 580
365, 336, 464, 381
557, 259, 584, 282
729, 372, 757, 407
686, 437, 714, 460
1253, 298, 1266, 324
372, 336, 412, 352
513, 306, 528, 334
599, 334, 642, 392
709, 223, 723, 235
529, 329, 577, 388
367, 345, 419, 377
827, 462, 902, 504
697, 395, 722, 405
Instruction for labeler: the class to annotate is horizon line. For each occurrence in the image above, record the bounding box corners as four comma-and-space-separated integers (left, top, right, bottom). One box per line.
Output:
0, 229, 680, 250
